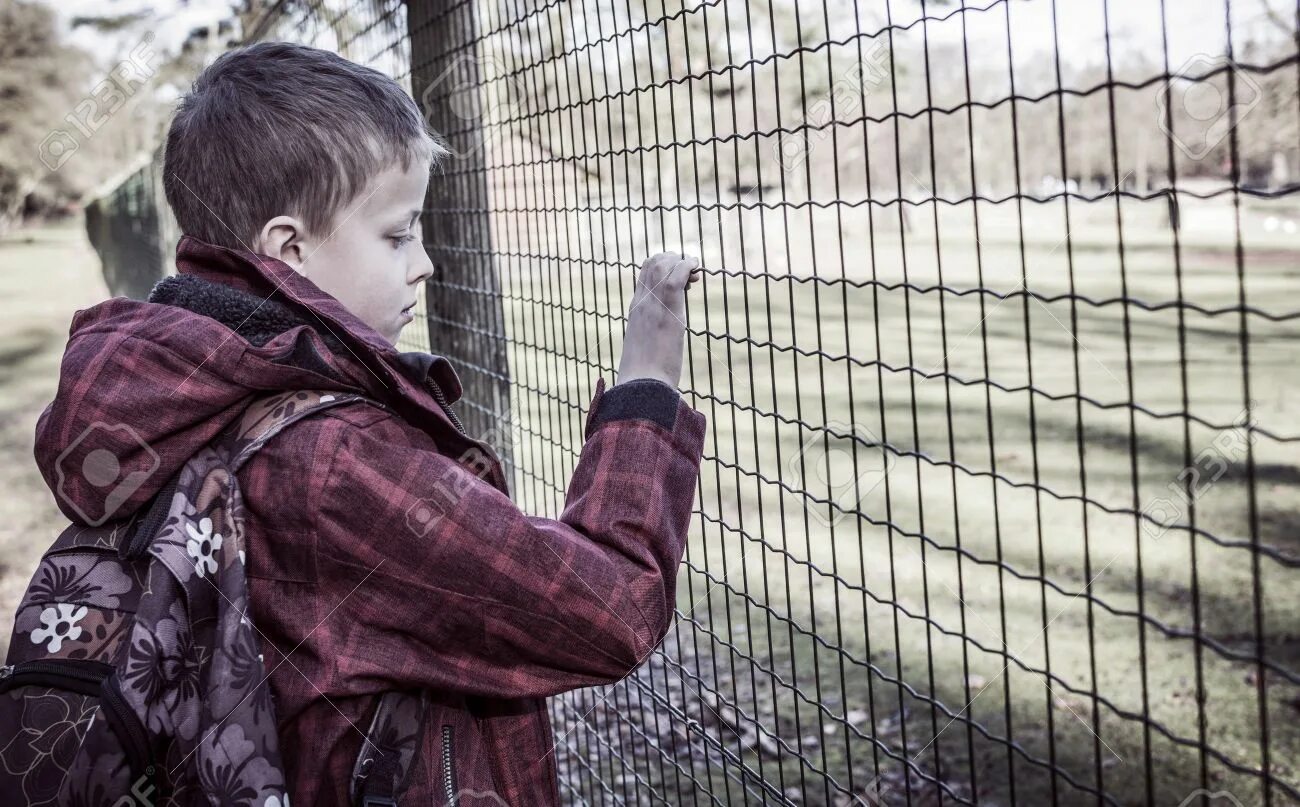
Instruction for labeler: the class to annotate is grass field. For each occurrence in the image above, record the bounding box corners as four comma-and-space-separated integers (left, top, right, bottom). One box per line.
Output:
462, 189, 1300, 806
6, 199, 1296, 805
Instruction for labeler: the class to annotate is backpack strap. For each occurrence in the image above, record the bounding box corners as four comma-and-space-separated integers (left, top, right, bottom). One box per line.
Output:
351, 690, 430, 806
236, 391, 429, 805
226, 389, 373, 471
118, 390, 371, 561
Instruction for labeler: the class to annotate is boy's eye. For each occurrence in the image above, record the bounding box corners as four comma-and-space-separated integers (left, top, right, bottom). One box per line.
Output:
389, 232, 417, 247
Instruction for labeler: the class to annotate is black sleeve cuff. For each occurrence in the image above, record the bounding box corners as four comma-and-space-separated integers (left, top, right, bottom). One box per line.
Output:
585, 378, 682, 436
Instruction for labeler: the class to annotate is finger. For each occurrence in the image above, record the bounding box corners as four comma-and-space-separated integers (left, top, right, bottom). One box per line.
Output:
661, 253, 692, 283
669, 255, 700, 283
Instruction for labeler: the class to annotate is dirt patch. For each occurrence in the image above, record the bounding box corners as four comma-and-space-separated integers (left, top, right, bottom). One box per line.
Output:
0, 218, 110, 659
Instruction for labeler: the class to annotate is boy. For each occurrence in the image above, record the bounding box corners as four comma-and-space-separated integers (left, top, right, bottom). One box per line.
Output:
35, 41, 706, 804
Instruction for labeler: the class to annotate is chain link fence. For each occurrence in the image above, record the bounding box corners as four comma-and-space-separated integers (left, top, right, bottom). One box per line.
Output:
85, 0, 1300, 804
84, 153, 179, 301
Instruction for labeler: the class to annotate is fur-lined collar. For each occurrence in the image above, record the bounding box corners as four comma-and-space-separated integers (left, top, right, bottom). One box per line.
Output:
146, 274, 456, 400
148, 273, 346, 354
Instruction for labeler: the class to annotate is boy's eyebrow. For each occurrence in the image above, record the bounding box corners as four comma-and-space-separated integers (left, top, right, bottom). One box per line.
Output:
390, 209, 421, 229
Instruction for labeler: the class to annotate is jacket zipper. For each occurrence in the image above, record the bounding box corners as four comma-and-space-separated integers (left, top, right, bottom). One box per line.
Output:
427, 379, 466, 435
426, 377, 516, 494
0, 660, 154, 792
441, 724, 458, 806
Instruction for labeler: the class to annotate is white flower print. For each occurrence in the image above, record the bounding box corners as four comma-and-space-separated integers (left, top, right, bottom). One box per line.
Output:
186, 517, 224, 578
30, 603, 88, 652
265, 794, 290, 807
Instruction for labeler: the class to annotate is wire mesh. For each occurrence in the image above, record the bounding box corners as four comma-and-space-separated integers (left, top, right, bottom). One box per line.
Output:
86, 0, 1300, 804
83, 152, 179, 300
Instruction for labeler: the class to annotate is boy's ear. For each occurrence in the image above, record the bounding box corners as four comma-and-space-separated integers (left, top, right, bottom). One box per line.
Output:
254, 215, 309, 276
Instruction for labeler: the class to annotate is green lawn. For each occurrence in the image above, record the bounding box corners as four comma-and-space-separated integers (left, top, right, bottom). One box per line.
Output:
8, 201, 1294, 806
462, 193, 1300, 806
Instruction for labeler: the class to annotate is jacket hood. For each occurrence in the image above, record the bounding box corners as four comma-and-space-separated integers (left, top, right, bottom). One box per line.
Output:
36, 234, 469, 527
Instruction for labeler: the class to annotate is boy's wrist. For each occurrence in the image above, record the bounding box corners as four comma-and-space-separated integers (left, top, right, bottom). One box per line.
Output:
614, 366, 678, 388
614, 375, 677, 391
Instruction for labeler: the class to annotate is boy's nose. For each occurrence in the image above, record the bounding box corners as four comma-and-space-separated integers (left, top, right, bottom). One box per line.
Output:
410, 248, 434, 285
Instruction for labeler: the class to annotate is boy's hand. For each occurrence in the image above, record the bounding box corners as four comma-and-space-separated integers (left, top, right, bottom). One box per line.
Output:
616, 252, 703, 389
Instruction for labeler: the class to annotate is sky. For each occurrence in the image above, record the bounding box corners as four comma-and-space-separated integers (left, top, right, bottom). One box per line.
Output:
33, 0, 1297, 96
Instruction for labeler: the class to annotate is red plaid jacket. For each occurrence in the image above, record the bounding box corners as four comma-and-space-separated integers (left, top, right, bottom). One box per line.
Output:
33, 235, 707, 805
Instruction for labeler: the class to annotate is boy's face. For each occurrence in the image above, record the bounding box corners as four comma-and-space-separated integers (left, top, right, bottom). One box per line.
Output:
254, 157, 434, 345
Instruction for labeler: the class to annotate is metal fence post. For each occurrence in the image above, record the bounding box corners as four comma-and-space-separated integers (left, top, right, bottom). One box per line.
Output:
408, 0, 513, 459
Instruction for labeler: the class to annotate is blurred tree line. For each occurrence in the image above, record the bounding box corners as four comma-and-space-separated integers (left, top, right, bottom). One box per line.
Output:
4, 0, 1295, 235
465, 0, 1299, 208
0, 0, 280, 234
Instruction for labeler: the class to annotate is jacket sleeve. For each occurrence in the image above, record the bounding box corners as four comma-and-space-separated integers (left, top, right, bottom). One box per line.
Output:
317, 377, 707, 700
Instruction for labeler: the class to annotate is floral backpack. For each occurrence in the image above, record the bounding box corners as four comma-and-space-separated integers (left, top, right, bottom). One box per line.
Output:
0, 391, 427, 807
